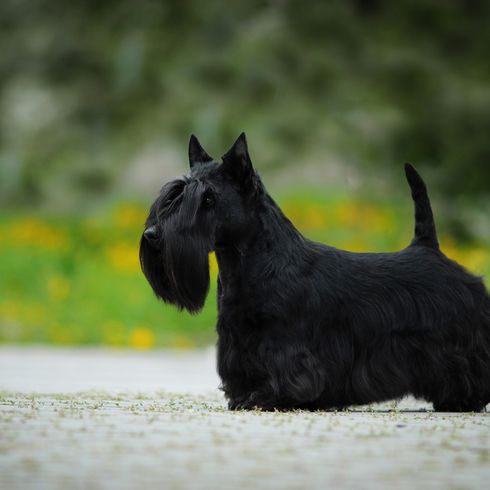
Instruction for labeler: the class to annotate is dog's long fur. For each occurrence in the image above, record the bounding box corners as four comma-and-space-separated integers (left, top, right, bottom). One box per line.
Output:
141, 133, 490, 411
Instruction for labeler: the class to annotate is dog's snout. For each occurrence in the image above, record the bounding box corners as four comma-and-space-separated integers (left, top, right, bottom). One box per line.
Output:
144, 225, 159, 243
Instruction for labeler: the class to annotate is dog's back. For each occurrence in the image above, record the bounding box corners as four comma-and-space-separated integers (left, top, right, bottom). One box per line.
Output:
300, 165, 490, 411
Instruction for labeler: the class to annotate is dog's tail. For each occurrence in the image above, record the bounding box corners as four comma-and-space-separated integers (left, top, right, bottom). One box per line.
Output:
405, 163, 439, 250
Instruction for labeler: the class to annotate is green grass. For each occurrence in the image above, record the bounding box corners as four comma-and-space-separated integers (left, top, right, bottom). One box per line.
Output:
1, 190, 489, 348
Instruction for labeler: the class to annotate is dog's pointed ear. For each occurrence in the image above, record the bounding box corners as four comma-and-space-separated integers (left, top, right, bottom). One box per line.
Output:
221, 132, 254, 184
189, 134, 213, 169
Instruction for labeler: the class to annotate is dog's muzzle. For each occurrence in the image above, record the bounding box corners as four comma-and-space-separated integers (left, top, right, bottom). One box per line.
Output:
143, 226, 159, 247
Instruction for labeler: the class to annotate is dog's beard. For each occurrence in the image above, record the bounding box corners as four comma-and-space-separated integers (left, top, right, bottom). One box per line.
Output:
139, 228, 211, 313
140, 177, 215, 313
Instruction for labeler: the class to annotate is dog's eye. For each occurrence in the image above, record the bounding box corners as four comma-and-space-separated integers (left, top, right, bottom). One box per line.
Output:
202, 195, 215, 208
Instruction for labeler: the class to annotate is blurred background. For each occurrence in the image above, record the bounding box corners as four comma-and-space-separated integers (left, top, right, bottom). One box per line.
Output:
0, 0, 489, 349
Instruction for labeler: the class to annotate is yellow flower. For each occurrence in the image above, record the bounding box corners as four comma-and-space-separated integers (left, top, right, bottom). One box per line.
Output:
460, 248, 489, 273
209, 252, 219, 277
338, 239, 370, 253
441, 238, 490, 274
302, 205, 328, 230
129, 326, 155, 350
0, 300, 20, 322
334, 201, 393, 233
281, 203, 302, 226
47, 275, 71, 301
105, 242, 140, 274
113, 204, 147, 230
8, 218, 69, 251
282, 203, 328, 231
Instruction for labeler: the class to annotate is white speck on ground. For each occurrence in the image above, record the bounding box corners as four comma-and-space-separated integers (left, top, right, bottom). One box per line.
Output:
0, 347, 489, 490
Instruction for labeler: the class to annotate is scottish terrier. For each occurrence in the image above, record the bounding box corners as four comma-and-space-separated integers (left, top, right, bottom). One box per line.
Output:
140, 133, 490, 412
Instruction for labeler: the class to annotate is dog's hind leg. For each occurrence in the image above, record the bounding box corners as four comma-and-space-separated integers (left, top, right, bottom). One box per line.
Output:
431, 382, 489, 413
425, 350, 490, 413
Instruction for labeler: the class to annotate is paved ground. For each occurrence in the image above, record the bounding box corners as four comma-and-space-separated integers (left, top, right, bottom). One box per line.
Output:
0, 347, 489, 490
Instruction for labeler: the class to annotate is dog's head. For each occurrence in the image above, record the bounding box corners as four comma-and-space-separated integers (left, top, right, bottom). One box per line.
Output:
139, 133, 261, 313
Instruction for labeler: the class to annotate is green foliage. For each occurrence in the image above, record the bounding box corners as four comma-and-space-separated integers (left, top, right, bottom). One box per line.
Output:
0, 0, 489, 210
0, 192, 489, 347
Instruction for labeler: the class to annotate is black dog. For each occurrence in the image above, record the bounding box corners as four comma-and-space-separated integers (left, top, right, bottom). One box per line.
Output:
140, 133, 490, 412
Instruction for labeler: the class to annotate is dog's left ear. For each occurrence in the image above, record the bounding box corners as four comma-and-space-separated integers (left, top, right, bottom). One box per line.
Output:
222, 132, 254, 185
189, 134, 213, 169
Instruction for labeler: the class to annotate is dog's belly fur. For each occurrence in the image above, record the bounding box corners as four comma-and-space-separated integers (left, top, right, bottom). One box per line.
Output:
217, 245, 490, 411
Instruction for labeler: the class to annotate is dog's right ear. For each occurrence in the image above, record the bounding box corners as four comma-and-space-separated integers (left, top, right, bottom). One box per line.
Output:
221, 132, 255, 188
189, 135, 213, 169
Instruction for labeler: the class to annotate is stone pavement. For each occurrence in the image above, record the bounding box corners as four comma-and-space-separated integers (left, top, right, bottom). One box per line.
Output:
0, 347, 489, 490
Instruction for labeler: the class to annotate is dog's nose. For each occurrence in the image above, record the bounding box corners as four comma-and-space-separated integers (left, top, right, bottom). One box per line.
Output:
144, 226, 158, 242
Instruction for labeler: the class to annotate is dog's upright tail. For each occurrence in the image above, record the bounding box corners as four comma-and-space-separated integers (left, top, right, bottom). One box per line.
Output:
404, 163, 439, 250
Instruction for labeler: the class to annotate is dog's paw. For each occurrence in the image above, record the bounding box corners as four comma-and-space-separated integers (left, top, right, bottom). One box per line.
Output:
228, 398, 258, 411
228, 394, 277, 411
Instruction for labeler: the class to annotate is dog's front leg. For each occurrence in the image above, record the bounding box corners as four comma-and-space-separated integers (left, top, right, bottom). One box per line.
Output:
228, 391, 278, 411
227, 348, 327, 411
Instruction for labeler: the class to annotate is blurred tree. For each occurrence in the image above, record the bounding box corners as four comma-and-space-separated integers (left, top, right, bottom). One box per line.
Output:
0, 0, 489, 227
